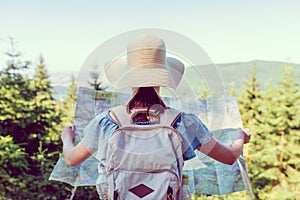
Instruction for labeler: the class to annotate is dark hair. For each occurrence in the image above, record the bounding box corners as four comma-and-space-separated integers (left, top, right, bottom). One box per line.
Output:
128, 87, 166, 122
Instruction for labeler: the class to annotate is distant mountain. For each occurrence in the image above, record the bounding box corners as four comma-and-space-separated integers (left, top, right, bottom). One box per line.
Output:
50, 71, 75, 100
185, 60, 300, 96
51, 60, 300, 99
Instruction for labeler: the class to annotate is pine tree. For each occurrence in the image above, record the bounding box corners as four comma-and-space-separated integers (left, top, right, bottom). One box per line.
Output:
88, 64, 106, 90
0, 37, 34, 142
26, 56, 75, 199
24, 56, 72, 199
200, 80, 210, 98
238, 65, 262, 127
253, 67, 300, 199
228, 81, 236, 97
248, 66, 300, 199
0, 38, 36, 198
25, 55, 61, 155
60, 75, 77, 127
234, 66, 263, 199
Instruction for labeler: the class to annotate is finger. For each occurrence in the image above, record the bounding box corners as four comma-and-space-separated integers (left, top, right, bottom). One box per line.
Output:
243, 128, 250, 132
242, 128, 251, 135
66, 125, 74, 131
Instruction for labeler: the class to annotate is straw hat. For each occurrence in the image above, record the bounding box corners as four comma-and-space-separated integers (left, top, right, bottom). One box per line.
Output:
104, 35, 185, 90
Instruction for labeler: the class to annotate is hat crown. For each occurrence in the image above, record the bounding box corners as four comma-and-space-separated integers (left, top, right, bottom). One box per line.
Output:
104, 34, 185, 90
127, 35, 166, 67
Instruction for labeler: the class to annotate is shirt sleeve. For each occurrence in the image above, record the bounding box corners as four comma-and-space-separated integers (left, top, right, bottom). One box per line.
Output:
81, 111, 118, 161
174, 113, 212, 160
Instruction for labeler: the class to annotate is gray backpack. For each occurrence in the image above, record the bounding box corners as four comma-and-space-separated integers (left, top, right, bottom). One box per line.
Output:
106, 105, 184, 200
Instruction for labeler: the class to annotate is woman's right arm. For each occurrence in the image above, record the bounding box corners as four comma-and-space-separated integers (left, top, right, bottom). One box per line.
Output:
197, 128, 251, 165
61, 126, 95, 166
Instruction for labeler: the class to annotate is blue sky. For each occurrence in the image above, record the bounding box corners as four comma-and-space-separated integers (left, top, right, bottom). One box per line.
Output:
0, 0, 299, 73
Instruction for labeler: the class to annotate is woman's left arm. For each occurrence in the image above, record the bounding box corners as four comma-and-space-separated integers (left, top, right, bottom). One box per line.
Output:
61, 126, 95, 166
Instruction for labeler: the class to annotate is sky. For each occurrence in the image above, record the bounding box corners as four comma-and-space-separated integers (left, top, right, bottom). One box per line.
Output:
0, 0, 299, 73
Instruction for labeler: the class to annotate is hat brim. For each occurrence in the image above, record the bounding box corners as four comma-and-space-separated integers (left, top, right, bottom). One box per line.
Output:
105, 57, 184, 90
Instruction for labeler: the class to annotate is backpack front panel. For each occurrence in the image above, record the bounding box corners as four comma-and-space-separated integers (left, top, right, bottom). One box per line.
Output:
106, 126, 183, 199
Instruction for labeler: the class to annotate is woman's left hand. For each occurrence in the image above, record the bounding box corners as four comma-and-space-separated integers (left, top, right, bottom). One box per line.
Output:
238, 128, 251, 144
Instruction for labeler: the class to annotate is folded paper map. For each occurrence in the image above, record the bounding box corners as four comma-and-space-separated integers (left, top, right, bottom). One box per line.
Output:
49, 87, 253, 197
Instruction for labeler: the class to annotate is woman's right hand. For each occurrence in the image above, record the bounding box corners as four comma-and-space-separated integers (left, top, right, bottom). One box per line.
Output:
60, 125, 93, 166
61, 126, 75, 142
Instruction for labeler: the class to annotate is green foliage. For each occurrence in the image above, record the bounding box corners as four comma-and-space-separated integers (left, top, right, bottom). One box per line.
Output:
0, 135, 28, 198
0, 50, 73, 199
59, 75, 77, 127
200, 80, 210, 98
71, 186, 100, 200
28, 55, 62, 154
0, 64, 35, 140
239, 66, 300, 199
190, 191, 252, 200
228, 81, 236, 97
238, 65, 262, 127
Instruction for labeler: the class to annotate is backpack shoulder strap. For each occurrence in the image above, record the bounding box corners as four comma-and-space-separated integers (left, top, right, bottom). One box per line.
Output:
109, 105, 131, 126
159, 108, 182, 127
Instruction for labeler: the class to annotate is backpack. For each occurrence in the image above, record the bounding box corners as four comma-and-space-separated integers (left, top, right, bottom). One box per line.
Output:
105, 105, 184, 200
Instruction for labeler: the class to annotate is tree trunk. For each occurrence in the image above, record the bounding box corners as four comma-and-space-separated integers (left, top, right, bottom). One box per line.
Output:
279, 129, 285, 173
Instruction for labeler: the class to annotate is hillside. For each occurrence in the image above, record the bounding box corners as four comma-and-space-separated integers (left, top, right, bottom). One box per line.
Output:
51, 60, 300, 99
185, 60, 300, 96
